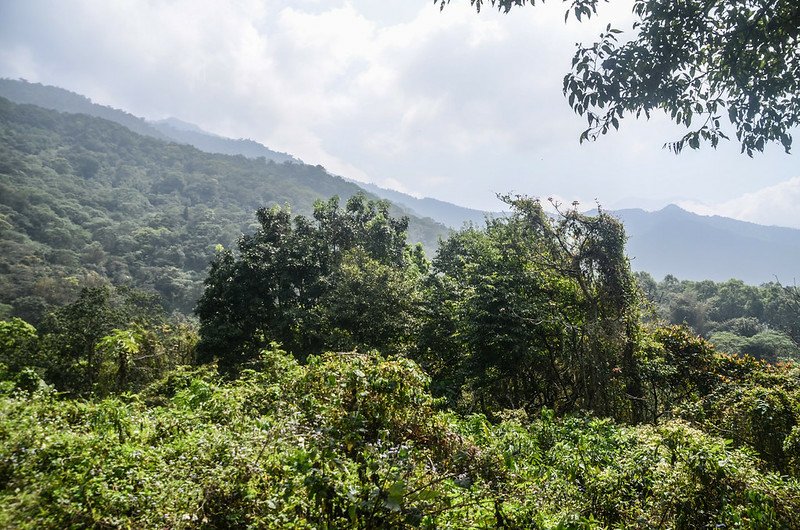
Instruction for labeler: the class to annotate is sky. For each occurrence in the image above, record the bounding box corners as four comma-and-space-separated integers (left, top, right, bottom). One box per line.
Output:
0, 0, 798, 227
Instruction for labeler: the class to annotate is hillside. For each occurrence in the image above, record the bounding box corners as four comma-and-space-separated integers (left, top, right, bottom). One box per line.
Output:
0, 97, 448, 321
0, 79, 297, 163
0, 80, 496, 229
354, 180, 504, 229
615, 204, 800, 284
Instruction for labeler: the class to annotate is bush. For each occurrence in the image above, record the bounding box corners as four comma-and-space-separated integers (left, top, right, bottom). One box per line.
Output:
1, 349, 798, 529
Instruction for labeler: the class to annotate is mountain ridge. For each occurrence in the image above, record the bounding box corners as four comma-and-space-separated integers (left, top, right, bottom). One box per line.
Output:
0, 78, 298, 164
0, 95, 449, 321
1, 78, 796, 286
608, 204, 800, 284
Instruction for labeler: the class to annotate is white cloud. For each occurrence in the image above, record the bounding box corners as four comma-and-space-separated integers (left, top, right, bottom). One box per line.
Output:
680, 176, 800, 229
0, 0, 796, 213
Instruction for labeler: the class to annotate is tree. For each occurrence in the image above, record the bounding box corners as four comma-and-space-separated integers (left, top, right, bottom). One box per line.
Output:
37, 286, 164, 394
315, 248, 424, 354
439, 0, 800, 155
416, 196, 645, 421
0, 318, 39, 373
195, 195, 425, 373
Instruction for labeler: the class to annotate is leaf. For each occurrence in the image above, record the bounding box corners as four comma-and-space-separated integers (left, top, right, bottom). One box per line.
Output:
384, 480, 406, 512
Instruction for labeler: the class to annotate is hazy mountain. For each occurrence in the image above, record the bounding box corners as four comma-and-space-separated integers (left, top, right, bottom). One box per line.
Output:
0, 79, 296, 164
148, 118, 297, 163
611, 205, 800, 284
152, 117, 207, 133
356, 184, 799, 285
354, 181, 505, 229
0, 79, 447, 245
0, 78, 168, 140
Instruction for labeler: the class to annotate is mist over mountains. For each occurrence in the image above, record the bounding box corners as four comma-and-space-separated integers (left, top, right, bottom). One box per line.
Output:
1, 78, 797, 288
609, 205, 800, 284
0, 79, 298, 164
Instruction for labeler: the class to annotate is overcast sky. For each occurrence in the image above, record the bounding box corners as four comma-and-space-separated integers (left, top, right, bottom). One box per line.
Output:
1, 0, 797, 226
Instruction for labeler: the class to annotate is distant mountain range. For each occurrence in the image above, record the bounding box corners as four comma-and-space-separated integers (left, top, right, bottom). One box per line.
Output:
355, 180, 799, 284
370, 183, 800, 284
610, 205, 800, 285
148, 117, 297, 164
352, 181, 503, 229
1, 78, 797, 286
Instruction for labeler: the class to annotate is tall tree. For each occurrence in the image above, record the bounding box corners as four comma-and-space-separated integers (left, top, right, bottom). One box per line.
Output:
195, 195, 424, 373
417, 196, 644, 421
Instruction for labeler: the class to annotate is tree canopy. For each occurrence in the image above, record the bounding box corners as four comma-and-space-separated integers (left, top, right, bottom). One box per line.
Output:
195, 195, 426, 373
4, 193, 800, 526
439, 0, 800, 156
417, 196, 644, 421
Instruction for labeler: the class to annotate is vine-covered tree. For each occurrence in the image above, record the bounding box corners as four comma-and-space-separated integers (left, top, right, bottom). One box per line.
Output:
417, 196, 644, 421
439, 0, 800, 155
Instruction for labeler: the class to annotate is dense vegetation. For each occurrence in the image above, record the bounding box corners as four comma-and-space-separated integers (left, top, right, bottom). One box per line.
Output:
2, 191, 799, 528
638, 272, 800, 363
2, 347, 798, 529
0, 97, 447, 322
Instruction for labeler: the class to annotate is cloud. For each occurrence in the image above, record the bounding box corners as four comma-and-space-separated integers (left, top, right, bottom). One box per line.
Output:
680, 176, 800, 229
0, 0, 796, 215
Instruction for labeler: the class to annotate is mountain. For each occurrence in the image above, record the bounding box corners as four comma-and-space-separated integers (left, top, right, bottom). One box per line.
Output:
0, 78, 168, 140
361, 184, 800, 284
0, 96, 449, 322
353, 181, 504, 229
0, 79, 494, 228
611, 204, 800, 284
148, 118, 297, 163
0, 78, 296, 163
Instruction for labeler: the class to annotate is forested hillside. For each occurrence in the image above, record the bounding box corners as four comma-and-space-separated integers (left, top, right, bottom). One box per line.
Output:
0, 97, 448, 322
638, 272, 800, 363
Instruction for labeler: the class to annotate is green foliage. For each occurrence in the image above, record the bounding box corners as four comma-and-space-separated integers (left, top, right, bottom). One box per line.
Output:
316, 248, 424, 354
637, 325, 718, 422
1, 349, 798, 529
0, 317, 39, 373
674, 351, 800, 471
710, 329, 800, 364
417, 196, 644, 422
443, 0, 800, 155
195, 195, 425, 373
0, 287, 198, 397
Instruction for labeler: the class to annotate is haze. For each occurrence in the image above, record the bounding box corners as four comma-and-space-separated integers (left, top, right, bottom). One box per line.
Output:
1, 0, 797, 226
